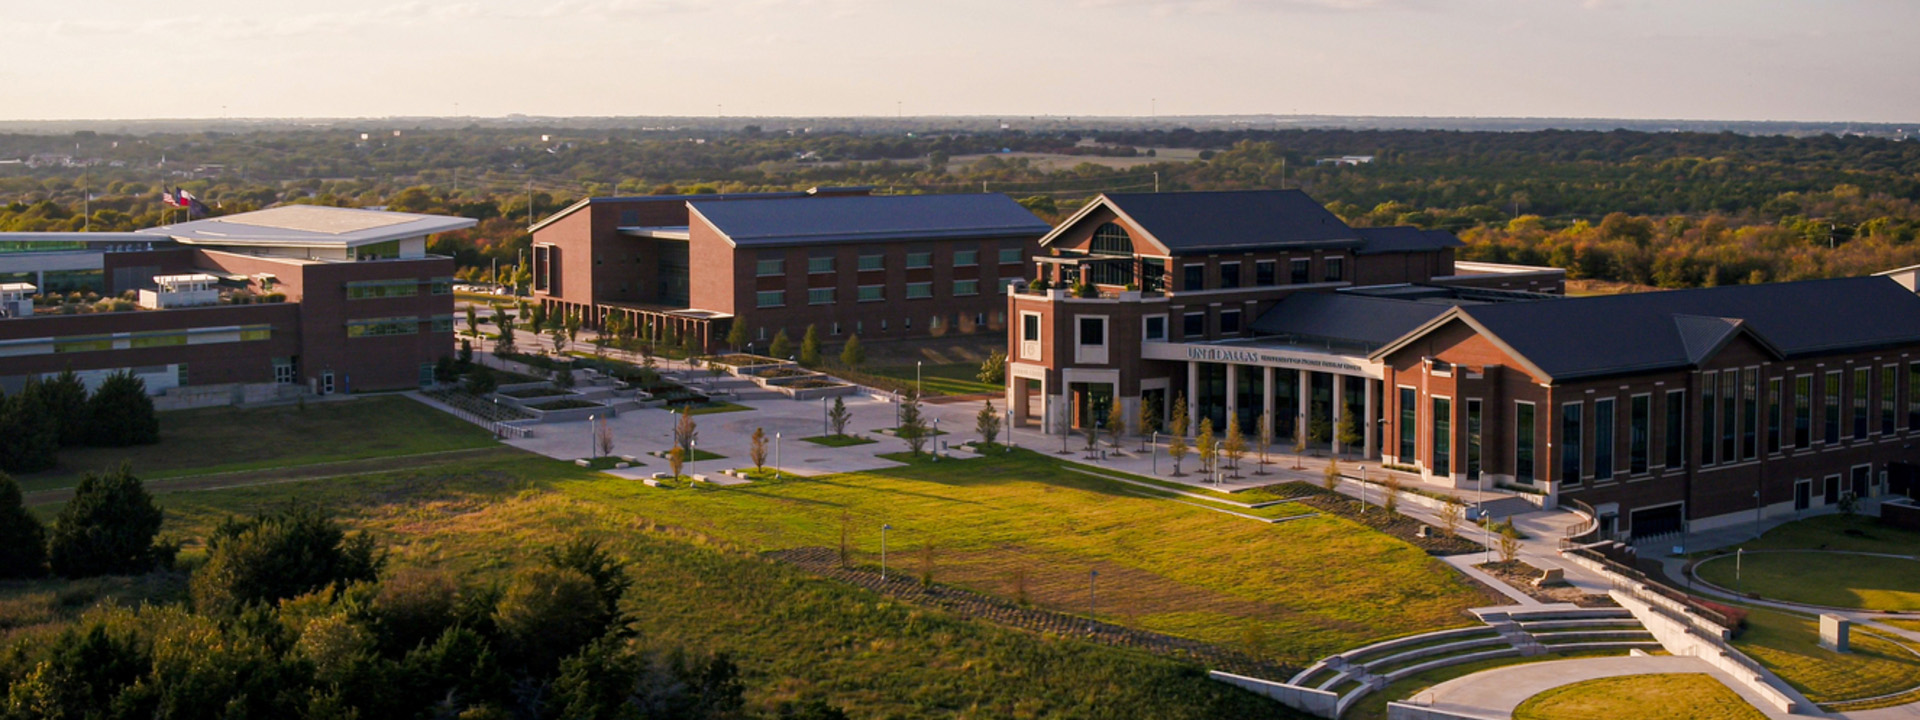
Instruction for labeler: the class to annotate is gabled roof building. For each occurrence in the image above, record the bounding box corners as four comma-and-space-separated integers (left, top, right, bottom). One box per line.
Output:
1005, 189, 1918, 541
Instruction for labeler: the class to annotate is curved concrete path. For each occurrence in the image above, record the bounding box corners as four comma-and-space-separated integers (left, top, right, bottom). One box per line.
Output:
1402, 655, 1796, 719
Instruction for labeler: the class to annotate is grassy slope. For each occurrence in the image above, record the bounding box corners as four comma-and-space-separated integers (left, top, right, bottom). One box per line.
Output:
1695, 552, 1920, 610
1735, 608, 1920, 703
16, 395, 497, 493
73, 454, 1307, 720
557, 449, 1494, 666
852, 362, 1002, 396
1513, 673, 1766, 720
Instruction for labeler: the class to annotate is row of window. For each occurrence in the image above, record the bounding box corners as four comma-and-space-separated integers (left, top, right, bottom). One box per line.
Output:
757, 247, 1022, 277
345, 278, 453, 300
750, 312, 1005, 340
755, 279, 1000, 308
46, 326, 272, 354
1178, 257, 1343, 292
346, 315, 455, 337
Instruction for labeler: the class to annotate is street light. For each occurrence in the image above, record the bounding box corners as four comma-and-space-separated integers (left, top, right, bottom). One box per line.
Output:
916, 360, 923, 397
881, 523, 892, 582
932, 418, 941, 459
689, 439, 697, 481
1004, 408, 1012, 450
587, 415, 596, 459
775, 431, 782, 480
823, 396, 831, 437
1152, 432, 1159, 474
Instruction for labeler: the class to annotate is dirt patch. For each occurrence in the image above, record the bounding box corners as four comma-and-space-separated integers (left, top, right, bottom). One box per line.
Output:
1263, 482, 1483, 556
765, 546, 1297, 680
1476, 560, 1616, 607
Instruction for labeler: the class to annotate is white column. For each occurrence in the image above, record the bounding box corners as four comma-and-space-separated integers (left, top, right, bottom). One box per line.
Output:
1332, 374, 1346, 455
1262, 366, 1276, 442
1225, 364, 1239, 429
1186, 361, 1200, 435
1364, 378, 1377, 460
1297, 369, 1310, 445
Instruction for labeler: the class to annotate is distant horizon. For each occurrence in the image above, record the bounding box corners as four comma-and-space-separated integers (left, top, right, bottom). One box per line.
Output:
7, 1, 1917, 125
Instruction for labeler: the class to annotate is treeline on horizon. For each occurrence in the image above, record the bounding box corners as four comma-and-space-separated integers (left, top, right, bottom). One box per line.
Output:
4, 126, 1919, 288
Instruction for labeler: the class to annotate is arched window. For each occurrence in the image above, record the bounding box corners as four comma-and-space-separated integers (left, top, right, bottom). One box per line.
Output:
1087, 223, 1136, 286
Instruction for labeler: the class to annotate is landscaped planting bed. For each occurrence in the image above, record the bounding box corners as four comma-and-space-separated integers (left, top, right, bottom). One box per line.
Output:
500, 386, 570, 399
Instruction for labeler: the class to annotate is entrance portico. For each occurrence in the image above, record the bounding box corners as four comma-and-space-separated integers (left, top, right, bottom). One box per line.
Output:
1150, 341, 1382, 459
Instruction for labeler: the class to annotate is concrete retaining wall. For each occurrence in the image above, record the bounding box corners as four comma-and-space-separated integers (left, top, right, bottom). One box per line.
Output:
1208, 671, 1339, 718
1386, 702, 1503, 720
155, 381, 302, 411
1610, 589, 1800, 714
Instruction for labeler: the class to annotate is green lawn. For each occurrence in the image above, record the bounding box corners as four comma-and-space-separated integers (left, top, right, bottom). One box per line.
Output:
557, 448, 1495, 666
859, 362, 1001, 396
1732, 513, 1920, 554
1696, 552, 1920, 611
1734, 607, 1920, 704
21, 453, 1310, 720
802, 434, 878, 447
1514, 674, 1766, 720
15, 395, 497, 493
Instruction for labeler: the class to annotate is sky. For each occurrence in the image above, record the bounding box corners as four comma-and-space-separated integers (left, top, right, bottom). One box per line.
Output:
5, 0, 1918, 123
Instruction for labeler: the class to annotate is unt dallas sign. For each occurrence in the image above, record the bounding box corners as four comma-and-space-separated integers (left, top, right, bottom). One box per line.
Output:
1140, 341, 1381, 378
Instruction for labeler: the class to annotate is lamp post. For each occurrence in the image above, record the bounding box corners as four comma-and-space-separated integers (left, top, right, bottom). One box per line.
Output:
1004, 408, 1012, 450
1152, 432, 1159, 474
689, 439, 697, 481
775, 431, 782, 481
916, 360, 923, 397
933, 418, 941, 459
881, 523, 892, 582
823, 396, 830, 437
587, 415, 596, 459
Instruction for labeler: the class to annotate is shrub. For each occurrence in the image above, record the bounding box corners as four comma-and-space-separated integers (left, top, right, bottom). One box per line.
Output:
0, 389, 58, 473
190, 502, 384, 615
372, 567, 459, 654
799, 325, 822, 367
494, 565, 611, 674
87, 371, 159, 447
49, 465, 164, 577
977, 349, 1006, 384
27, 369, 90, 446
839, 334, 865, 369
466, 364, 499, 396
0, 472, 48, 577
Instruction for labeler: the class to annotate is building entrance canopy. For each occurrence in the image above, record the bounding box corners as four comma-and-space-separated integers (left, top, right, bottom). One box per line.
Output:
1141, 340, 1381, 379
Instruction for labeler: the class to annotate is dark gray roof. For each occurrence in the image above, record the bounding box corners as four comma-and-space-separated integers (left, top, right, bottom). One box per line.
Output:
1446, 276, 1920, 380
1102, 189, 1360, 254
1250, 292, 1454, 348
1354, 226, 1464, 255
689, 194, 1050, 247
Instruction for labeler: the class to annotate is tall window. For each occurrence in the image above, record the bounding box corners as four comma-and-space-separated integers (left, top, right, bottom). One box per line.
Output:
1398, 388, 1417, 460
1630, 395, 1650, 475
1141, 258, 1166, 293
1767, 378, 1782, 454
1702, 372, 1717, 465
1183, 264, 1205, 291
1219, 263, 1241, 289
1594, 398, 1615, 481
1741, 369, 1758, 461
1664, 390, 1686, 468
1720, 371, 1737, 462
1432, 398, 1452, 476
1324, 257, 1344, 282
1022, 314, 1040, 341
1825, 371, 1842, 443
1561, 403, 1583, 484
1256, 260, 1276, 286
1466, 399, 1482, 482
1854, 367, 1871, 440
1883, 365, 1898, 435
1183, 313, 1206, 338
1290, 258, 1310, 284
1516, 402, 1536, 485
1077, 317, 1105, 346
1795, 375, 1812, 449
1219, 309, 1241, 335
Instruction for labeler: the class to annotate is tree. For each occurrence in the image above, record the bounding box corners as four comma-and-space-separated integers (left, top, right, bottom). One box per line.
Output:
87, 371, 158, 447
799, 325, 822, 367
1222, 416, 1246, 478
494, 318, 517, 357
49, 465, 163, 577
1196, 418, 1216, 479
466, 364, 498, 396
839, 334, 865, 369
1384, 472, 1402, 514
465, 304, 479, 338
493, 565, 612, 675
768, 328, 793, 360
1336, 404, 1363, 457
1441, 496, 1466, 536
1498, 532, 1521, 563
724, 319, 748, 353
1136, 400, 1158, 451
1256, 414, 1272, 473
1170, 392, 1190, 438
829, 396, 852, 437
0, 472, 47, 578
602, 313, 629, 354
750, 427, 769, 472
28, 370, 90, 446
898, 390, 930, 455
191, 502, 383, 616
0, 389, 58, 473
564, 311, 582, 346
673, 408, 698, 456
977, 350, 1006, 385
680, 330, 700, 358
1308, 408, 1331, 445
596, 417, 615, 457
1323, 457, 1341, 491
550, 326, 569, 356
668, 446, 686, 479
977, 401, 1001, 447
1167, 428, 1188, 476
1106, 398, 1126, 448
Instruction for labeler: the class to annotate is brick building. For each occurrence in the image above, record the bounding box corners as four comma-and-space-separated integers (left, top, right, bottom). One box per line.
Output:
0, 205, 473, 397
1008, 188, 1920, 540
529, 189, 1050, 351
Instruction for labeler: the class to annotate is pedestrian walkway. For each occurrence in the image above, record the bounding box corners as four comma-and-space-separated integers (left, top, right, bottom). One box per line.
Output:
1403, 655, 1797, 720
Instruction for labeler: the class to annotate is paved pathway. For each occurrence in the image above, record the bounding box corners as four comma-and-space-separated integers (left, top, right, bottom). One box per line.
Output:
1406, 655, 1797, 720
